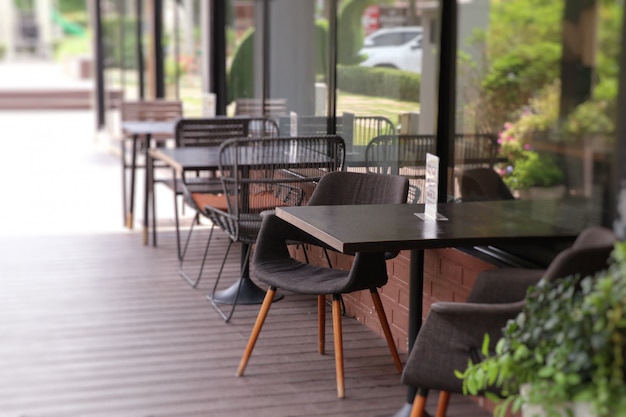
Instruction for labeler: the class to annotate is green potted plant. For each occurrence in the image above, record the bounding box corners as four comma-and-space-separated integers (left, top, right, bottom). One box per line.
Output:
456, 241, 626, 417
501, 150, 565, 199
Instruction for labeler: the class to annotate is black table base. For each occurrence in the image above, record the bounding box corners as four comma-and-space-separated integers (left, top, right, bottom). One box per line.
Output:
209, 276, 284, 305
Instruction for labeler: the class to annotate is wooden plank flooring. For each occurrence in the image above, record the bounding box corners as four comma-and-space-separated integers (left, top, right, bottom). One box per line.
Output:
0, 107, 493, 417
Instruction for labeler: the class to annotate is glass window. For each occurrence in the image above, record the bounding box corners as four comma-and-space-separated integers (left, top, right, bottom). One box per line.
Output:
446, 0, 620, 262
336, 1, 423, 203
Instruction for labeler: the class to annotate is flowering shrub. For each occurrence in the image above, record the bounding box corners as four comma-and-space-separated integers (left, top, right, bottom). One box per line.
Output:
496, 122, 563, 191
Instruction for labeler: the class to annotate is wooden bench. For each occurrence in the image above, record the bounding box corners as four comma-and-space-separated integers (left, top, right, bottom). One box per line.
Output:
0, 88, 124, 110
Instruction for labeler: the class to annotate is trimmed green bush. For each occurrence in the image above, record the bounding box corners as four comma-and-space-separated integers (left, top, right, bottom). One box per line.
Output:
337, 65, 420, 102
337, 0, 374, 65
228, 20, 330, 103
227, 28, 255, 103
315, 19, 329, 76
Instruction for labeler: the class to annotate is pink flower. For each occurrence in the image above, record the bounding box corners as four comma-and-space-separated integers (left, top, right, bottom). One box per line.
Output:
523, 143, 531, 150
504, 122, 513, 129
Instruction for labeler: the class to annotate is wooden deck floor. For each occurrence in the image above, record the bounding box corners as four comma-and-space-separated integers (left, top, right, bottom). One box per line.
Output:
0, 108, 493, 417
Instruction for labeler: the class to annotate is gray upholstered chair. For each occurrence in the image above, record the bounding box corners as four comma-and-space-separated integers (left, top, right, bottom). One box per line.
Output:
400, 226, 617, 417
237, 171, 410, 398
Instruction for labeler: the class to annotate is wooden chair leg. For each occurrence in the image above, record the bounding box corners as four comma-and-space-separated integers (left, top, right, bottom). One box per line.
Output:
332, 295, 345, 398
370, 289, 403, 372
410, 393, 428, 417
435, 391, 450, 417
236, 287, 276, 377
318, 295, 326, 355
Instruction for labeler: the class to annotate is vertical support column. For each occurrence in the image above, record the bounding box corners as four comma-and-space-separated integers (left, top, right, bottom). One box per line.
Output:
153, 0, 165, 98
559, 0, 597, 121
611, 5, 626, 237
268, 0, 315, 114
1, 0, 16, 60
136, 0, 146, 99
434, 0, 457, 202
35, 0, 53, 58
211, 0, 227, 115
92, 0, 106, 129
182, 0, 195, 58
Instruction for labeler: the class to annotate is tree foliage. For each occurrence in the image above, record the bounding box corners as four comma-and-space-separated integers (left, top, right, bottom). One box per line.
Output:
337, 0, 374, 65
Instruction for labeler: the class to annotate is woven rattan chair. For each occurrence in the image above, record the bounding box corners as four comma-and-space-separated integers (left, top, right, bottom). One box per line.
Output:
151, 117, 252, 256
365, 134, 435, 203
237, 171, 410, 398
234, 98, 288, 118
400, 226, 617, 417
179, 135, 345, 321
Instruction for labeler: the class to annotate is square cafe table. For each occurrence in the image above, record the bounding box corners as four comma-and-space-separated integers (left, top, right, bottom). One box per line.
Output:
275, 199, 583, 416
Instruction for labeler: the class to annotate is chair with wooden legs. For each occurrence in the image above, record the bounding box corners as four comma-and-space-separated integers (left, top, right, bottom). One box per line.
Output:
237, 171, 410, 398
400, 226, 617, 417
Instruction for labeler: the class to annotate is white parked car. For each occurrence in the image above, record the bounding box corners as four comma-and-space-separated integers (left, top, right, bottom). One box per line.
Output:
359, 26, 423, 74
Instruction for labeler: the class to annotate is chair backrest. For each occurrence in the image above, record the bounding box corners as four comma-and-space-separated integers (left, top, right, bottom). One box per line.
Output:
175, 117, 250, 147
571, 226, 617, 249
454, 133, 499, 170
246, 117, 280, 138
307, 171, 409, 207
353, 116, 396, 147
234, 98, 288, 118
542, 227, 616, 283
459, 167, 515, 201
278, 115, 346, 135
365, 134, 435, 203
121, 99, 183, 141
216, 135, 345, 241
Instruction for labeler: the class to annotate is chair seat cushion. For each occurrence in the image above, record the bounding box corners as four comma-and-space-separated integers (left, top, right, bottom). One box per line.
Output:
191, 193, 229, 212
254, 257, 353, 295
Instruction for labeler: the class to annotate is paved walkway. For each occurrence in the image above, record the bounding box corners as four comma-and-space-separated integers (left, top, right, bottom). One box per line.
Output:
0, 60, 128, 237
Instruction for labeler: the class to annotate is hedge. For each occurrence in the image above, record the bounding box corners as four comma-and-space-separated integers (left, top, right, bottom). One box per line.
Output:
337, 65, 420, 102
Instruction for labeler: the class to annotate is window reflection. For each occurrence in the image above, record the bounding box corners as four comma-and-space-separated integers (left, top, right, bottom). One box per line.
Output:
452, 0, 617, 231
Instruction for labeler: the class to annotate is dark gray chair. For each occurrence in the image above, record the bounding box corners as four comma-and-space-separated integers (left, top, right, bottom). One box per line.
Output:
400, 226, 617, 417
459, 167, 515, 202
237, 171, 410, 398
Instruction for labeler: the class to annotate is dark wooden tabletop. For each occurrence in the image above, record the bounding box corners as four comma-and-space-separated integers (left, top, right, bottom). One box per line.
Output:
276, 199, 584, 254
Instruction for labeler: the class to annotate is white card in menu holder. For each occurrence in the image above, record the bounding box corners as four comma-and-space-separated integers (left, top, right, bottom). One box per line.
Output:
415, 153, 448, 221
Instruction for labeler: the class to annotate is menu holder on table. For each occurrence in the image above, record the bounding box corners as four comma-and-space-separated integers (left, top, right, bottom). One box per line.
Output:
415, 153, 448, 221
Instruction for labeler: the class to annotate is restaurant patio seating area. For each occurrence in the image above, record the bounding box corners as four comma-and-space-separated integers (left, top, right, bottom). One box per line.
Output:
0, 107, 495, 417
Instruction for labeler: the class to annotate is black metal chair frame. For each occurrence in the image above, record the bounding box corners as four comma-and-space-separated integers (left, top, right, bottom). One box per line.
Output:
179, 135, 346, 322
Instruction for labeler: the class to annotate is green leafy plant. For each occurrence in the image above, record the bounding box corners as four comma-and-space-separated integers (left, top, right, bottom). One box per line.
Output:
502, 150, 564, 191
456, 242, 626, 417
563, 99, 615, 139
